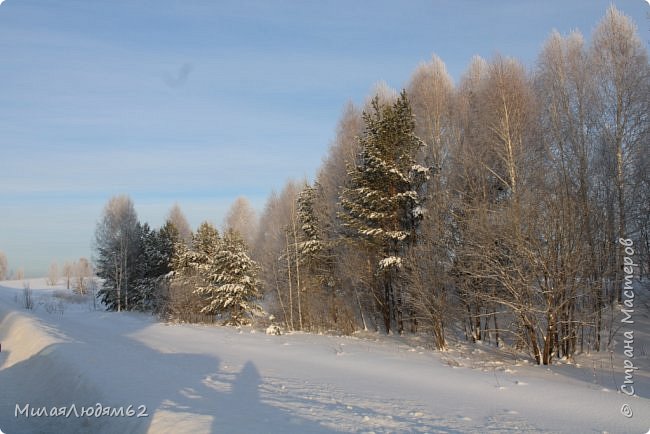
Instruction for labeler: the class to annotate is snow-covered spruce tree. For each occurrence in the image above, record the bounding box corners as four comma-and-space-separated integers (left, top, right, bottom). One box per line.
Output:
338, 90, 429, 334
295, 182, 352, 332
195, 230, 262, 325
167, 221, 221, 322
297, 183, 325, 262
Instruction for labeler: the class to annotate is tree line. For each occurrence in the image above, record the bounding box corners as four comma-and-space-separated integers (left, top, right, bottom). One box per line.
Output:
94, 198, 261, 325
94, 7, 648, 365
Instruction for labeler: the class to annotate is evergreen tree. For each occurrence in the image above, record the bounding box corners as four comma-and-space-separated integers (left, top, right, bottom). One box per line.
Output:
194, 221, 221, 259
297, 182, 336, 292
338, 90, 428, 333
297, 183, 325, 261
296, 182, 352, 331
168, 221, 261, 324
167, 221, 220, 321
131, 222, 176, 312
172, 221, 221, 293
195, 230, 262, 325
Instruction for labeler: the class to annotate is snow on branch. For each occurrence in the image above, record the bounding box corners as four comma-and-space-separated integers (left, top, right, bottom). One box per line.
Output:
379, 256, 402, 269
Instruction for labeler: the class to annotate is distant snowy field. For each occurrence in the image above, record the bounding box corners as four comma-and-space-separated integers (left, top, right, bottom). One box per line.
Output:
1, 278, 648, 433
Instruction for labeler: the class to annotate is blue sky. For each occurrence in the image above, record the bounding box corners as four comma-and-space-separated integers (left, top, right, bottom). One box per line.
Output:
0, 0, 648, 277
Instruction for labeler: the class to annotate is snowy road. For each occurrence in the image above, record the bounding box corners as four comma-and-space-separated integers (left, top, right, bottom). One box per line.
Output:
1, 281, 649, 433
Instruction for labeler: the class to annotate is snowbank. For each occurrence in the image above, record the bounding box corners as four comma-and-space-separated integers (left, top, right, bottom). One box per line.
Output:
0, 302, 59, 369
0, 292, 145, 434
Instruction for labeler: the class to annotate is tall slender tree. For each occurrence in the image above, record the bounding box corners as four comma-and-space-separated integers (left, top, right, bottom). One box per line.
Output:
591, 6, 649, 302
339, 90, 428, 334
0, 251, 7, 281
94, 195, 140, 311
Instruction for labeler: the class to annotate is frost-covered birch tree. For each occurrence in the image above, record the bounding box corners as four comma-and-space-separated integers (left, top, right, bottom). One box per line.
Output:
94, 195, 140, 311
47, 261, 59, 286
591, 6, 649, 303
63, 261, 73, 289
0, 251, 7, 281
73, 257, 93, 295
223, 196, 258, 246
167, 203, 193, 247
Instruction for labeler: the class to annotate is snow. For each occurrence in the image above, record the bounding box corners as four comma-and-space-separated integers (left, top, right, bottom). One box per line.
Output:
378, 256, 402, 270
411, 164, 429, 174
1, 278, 649, 433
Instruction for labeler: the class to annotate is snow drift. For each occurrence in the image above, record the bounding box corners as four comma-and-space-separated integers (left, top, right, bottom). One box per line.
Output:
0, 300, 116, 433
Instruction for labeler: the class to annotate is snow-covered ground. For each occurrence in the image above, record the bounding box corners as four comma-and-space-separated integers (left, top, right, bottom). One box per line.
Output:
0, 279, 648, 433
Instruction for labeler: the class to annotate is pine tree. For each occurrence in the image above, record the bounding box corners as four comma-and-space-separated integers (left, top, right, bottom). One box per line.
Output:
338, 90, 429, 333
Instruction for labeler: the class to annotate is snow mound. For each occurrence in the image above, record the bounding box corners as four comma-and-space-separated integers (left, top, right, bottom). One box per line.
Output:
266, 325, 282, 336
0, 304, 127, 434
